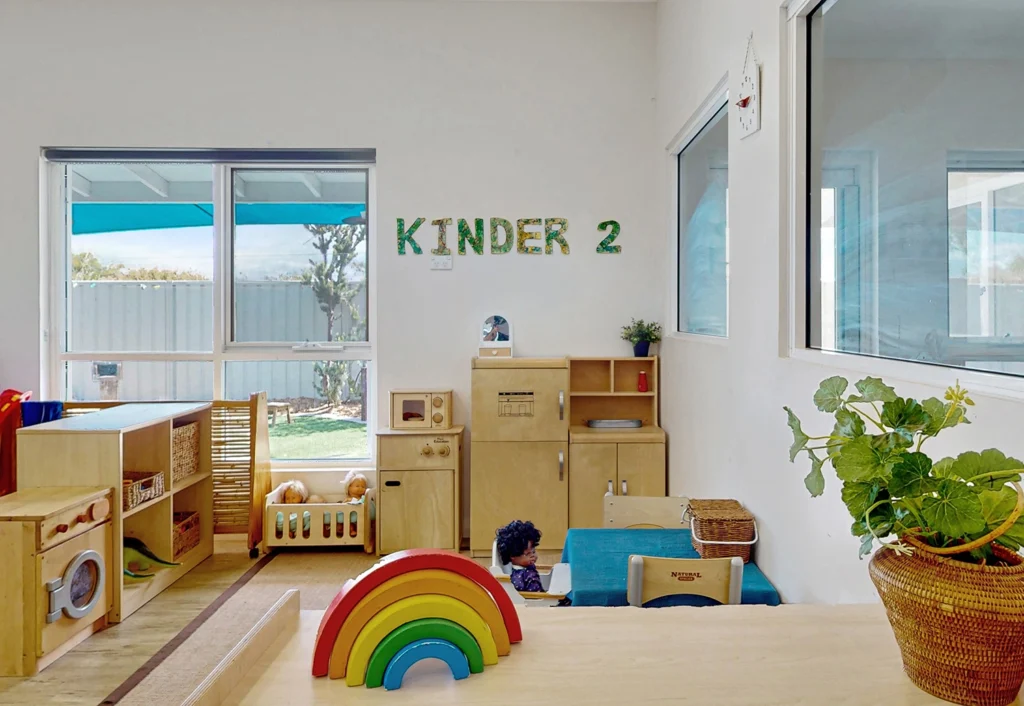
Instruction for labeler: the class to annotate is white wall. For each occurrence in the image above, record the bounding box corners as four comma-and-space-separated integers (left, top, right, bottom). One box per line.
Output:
0, 0, 659, 532
656, 0, 1024, 604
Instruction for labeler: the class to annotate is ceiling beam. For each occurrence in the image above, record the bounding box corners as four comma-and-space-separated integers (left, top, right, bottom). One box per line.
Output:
123, 165, 169, 198
71, 172, 92, 198
298, 173, 322, 199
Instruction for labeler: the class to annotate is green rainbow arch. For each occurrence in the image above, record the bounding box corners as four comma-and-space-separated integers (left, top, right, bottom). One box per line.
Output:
365, 618, 484, 689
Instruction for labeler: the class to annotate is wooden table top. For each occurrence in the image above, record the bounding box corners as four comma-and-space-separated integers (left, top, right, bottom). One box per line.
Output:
225, 603, 967, 705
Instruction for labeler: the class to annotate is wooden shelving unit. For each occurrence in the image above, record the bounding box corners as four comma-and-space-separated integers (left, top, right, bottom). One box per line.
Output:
566, 356, 665, 528
16, 403, 213, 623
567, 356, 659, 427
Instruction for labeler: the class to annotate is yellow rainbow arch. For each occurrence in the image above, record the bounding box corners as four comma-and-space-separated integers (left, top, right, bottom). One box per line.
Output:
345, 594, 499, 686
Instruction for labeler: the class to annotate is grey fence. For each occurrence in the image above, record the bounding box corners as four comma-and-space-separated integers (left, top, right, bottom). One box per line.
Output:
69, 280, 366, 402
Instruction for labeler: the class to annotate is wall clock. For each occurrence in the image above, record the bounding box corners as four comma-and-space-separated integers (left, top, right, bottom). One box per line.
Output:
737, 32, 761, 139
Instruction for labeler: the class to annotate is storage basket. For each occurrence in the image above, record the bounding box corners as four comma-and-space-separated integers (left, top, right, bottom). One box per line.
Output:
172, 422, 199, 483
173, 511, 201, 559
122, 470, 165, 511
686, 499, 757, 563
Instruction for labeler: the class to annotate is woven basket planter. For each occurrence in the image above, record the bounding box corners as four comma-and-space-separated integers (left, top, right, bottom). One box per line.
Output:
869, 534, 1024, 706
686, 499, 757, 563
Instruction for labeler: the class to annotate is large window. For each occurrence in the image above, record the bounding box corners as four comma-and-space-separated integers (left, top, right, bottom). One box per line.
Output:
806, 0, 1024, 377
677, 102, 729, 337
50, 152, 374, 464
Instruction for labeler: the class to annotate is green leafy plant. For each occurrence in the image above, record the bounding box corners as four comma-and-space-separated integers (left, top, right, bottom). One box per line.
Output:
784, 376, 1024, 563
621, 318, 663, 345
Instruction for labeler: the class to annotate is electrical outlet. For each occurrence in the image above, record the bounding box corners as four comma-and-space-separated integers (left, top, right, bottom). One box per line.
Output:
431, 254, 453, 270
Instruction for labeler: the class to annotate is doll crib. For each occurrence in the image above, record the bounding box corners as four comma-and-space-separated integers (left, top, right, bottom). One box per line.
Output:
489, 539, 572, 606
264, 491, 375, 554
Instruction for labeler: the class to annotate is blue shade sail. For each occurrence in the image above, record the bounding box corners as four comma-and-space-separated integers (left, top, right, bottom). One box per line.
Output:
71, 203, 366, 234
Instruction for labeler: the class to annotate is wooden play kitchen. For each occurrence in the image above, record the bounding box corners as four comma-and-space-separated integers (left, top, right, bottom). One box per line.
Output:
377, 390, 463, 554
470, 356, 666, 557
0, 487, 114, 676
14, 403, 214, 624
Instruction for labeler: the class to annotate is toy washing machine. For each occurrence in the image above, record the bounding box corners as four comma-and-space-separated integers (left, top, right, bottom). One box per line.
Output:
0, 487, 113, 676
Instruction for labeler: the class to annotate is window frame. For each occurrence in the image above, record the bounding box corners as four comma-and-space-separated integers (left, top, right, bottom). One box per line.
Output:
782, 0, 1024, 401
668, 74, 731, 344
43, 157, 378, 470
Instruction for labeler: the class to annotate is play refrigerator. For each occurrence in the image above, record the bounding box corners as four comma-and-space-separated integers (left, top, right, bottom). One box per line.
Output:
470, 357, 569, 557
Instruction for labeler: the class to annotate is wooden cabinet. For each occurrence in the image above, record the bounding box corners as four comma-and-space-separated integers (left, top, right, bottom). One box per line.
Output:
470, 358, 570, 556
0, 487, 114, 676
470, 441, 569, 554
568, 427, 666, 529
376, 426, 462, 555
16, 403, 214, 623
379, 471, 454, 553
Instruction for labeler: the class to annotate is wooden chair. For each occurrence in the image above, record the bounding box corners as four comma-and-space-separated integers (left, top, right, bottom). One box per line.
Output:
627, 554, 743, 607
603, 495, 690, 529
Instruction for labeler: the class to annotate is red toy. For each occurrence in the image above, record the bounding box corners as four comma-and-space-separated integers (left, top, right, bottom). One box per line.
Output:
0, 389, 32, 497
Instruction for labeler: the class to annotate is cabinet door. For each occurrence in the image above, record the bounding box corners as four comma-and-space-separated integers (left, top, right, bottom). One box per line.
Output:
471, 368, 568, 442
569, 443, 617, 529
379, 470, 455, 554
617, 443, 666, 497
470, 441, 568, 553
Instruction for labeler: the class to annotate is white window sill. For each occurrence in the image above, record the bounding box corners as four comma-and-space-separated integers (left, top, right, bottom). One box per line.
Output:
786, 347, 1024, 402
666, 331, 730, 347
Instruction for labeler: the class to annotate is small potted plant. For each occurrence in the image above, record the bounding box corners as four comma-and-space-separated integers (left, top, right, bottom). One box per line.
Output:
784, 376, 1024, 706
621, 319, 662, 357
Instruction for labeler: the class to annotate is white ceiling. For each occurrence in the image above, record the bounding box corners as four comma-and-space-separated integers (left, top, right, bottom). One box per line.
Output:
822, 0, 1024, 60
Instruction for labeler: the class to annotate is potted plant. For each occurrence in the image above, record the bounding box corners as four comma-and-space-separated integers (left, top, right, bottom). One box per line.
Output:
784, 376, 1024, 706
621, 318, 662, 357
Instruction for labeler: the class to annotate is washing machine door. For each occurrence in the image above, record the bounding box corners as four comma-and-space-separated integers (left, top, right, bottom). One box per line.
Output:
46, 548, 105, 623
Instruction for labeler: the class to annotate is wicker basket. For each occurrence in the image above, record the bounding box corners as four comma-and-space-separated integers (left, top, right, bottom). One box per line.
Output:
122, 470, 165, 511
869, 493, 1024, 706
173, 511, 201, 559
686, 499, 757, 563
172, 422, 199, 483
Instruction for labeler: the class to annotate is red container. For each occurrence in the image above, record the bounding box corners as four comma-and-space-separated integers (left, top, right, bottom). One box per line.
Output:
638, 371, 648, 392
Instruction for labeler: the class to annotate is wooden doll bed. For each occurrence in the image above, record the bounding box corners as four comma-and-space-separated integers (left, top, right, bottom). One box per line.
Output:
264, 492, 375, 553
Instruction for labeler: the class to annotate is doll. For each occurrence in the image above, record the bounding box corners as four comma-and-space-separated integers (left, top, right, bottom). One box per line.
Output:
495, 520, 544, 593
339, 470, 370, 537
271, 480, 313, 537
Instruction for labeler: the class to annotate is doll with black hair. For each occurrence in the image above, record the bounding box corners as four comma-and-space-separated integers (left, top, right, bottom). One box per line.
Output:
495, 520, 544, 593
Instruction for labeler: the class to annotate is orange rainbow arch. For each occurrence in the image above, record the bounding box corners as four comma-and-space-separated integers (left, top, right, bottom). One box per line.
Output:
311, 548, 523, 688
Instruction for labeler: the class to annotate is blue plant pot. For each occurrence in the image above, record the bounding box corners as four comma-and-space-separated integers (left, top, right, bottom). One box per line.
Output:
633, 341, 651, 357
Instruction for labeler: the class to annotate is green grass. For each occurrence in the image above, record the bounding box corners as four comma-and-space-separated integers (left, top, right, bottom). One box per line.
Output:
268, 414, 368, 460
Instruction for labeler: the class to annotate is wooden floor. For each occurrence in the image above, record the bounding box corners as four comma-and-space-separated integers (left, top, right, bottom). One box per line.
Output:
0, 534, 258, 706
0, 538, 558, 706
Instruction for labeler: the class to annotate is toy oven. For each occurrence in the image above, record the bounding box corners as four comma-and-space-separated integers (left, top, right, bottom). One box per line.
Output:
389, 390, 452, 430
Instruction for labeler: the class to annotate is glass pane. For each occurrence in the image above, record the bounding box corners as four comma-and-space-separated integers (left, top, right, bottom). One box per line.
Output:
224, 360, 370, 461
677, 104, 728, 336
231, 169, 368, 344
68, 164, 213, 353
65, 361, 213, 401
808, 0, 1024, 376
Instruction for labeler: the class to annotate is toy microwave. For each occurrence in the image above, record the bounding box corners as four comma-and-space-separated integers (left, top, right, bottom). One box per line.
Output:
389, 390, 453, 430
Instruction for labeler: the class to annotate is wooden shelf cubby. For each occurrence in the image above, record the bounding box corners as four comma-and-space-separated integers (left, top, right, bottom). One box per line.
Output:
567, 356, 659, 427
16, 402, 213, 623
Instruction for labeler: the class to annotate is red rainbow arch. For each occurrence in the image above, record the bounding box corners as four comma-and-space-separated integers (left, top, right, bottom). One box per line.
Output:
311, 548, 523, 678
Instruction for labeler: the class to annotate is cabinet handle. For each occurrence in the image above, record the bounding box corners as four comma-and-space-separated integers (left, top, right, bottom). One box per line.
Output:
606, 480, 614, 496
558, 450, 564, 481
558, 390, 564, 421
621, 479, 628, 496
384, 480, 401, 487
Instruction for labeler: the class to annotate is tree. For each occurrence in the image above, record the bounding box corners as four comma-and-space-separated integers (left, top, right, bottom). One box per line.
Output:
301, 224, 367, 413
72, 251, 205, 281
